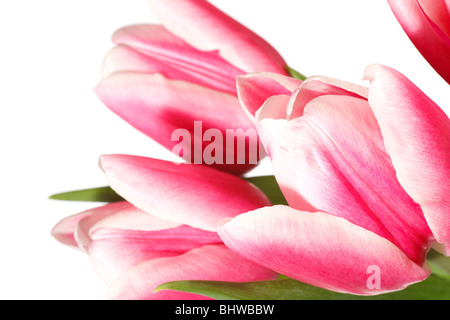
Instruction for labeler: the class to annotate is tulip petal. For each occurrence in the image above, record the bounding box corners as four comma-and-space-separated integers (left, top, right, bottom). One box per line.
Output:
87, 204, 181, 233
101, 44, 163, 78
75, 202, 181, 252
218, 206, 431, 295
103, 244, 278, 300
99, 154, 272, 231
51, 211, 92, 250
236, 73, 367, 122
146, 0, 287, 74
388, 0, 450, 83
89, 225, 221, 285
236, 73, 302, 117
365, 64, 450, 253
95, 72, 259, 175
418, 0, 450, 37
253, 96, 290, 160
266, 94, 432, 264
51, 201, 130, 251
288, 76, 369, 119
104, 24, 243, 93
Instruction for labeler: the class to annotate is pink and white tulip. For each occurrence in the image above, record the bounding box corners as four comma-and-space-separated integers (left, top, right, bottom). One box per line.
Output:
52, 155, 276, 299
388, 0, 450, 84
218, 64, 450, 295
95, 0, 289, 175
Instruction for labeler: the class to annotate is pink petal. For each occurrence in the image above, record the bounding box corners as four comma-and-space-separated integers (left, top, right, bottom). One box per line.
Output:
51, 211, 91, 250
101, 44, 187, 79
218, 206, 431, 295
145, 0, 288, 74
99, 154, 272, 231
89, 225, 221, 285
87, 204, 181, 232
365, 64, 450, 253
51, 202, 130, 251
103, 244, 278, 300
388, 0, 450, 83
101, 45, 161, 78
288, 75, 369, 119
94, 72, 259, 175
418, 0, 450, 37
253, 95, 291, 160
266, 94, 432, 264
75, 202, 181, 252
104, 24, 243, 94
249, 74, 369, 160
236, 73, 302, 117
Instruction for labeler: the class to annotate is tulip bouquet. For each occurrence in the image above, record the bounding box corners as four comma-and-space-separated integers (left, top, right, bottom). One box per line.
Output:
50, 0, 450, 300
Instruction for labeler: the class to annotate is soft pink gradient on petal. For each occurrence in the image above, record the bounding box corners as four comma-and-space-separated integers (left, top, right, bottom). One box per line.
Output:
388, 0, 450, 83
96, 1, 292, 174
94, 72, 259, 175
51, 211, 92, 250
253, 96, 290, 160
103, 24, 243, 94
103, 244, 278, 300
235, 72, 366, 121
236, 64, 447, 294
145, 0, 288, 74
89, 230, 179, 286
102, 44, 237, 95
288, 76, 368, 119
89, 225, 221, 285
99, 154, 272, 231
87, 204, 181, 233
75, 202, 181, 252
268, 94, 432, 264
365, 64, 450, 253
418, 0, 450, 37
51, 202, 130, 251
218, 206, 431, 296
236, 73, 301, 117
101, 45, 160, 77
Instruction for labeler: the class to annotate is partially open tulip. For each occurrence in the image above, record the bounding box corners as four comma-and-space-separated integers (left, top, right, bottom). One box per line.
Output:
388, 0, 450, 84
218, 64, 450, 295
52, 155, 276, 299
95, 0, 289, 175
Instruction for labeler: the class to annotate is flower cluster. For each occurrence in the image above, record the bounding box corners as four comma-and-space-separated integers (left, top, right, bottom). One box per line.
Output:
52, 0, 449, 299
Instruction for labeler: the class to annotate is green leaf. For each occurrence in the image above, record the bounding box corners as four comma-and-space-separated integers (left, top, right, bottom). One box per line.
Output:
427, 249, 450, 281
49, 175, 285, 204
285, 65, 307, 81
245, 175, 287, 205
155, 275, 450, 300
49, 186, 124, 203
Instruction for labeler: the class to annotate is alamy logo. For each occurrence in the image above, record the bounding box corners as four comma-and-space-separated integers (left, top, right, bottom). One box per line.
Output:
171, 121, 264, 165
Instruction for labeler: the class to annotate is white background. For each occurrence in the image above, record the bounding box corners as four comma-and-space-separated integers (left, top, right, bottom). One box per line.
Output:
0, 1, 448, 299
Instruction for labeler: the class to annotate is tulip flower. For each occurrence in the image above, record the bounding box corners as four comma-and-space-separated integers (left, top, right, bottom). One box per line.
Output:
218, 64, 450, 295
95, 0, 289, 175
52, 155, 276, 299
388, 0, 450, 84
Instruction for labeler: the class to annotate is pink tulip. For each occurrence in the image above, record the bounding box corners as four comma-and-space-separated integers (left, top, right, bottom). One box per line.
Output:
52, 155, 276, 299
388, 0, 450, 84
218, 64, 450, 295
95, 0, 289, 175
